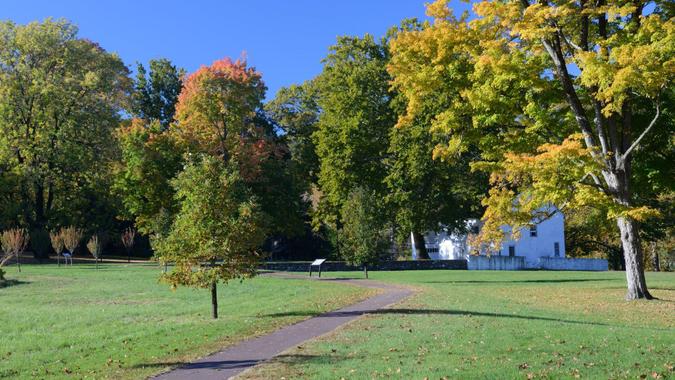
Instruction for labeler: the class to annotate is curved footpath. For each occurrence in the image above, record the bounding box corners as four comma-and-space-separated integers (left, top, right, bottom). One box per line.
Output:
151, 273, 414, 380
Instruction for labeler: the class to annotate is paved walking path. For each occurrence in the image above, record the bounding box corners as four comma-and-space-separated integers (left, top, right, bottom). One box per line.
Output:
152, 274, 414, 380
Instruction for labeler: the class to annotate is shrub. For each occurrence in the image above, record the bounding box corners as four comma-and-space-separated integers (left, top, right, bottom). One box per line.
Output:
1, 228, 29, 272
86, 234, 104, 269
60, 227, 83, 256
121, 228, 136, 263
50, 231, 65, 266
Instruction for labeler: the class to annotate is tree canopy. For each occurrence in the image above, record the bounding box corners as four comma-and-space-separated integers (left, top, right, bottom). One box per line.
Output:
130, 58, 184, 128
0, 19, 130, 231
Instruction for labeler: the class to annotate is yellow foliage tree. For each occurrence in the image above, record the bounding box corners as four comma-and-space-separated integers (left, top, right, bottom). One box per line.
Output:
389, 0, 673, 299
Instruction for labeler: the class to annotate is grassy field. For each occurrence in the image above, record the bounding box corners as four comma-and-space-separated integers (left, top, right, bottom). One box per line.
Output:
0, 264, 373, 379
241, 270, 675, 380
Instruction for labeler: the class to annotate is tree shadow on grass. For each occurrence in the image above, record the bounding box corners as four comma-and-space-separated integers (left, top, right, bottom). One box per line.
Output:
422, 278, 612, 285
264, 307, 613, 327
0, 279, 30, 288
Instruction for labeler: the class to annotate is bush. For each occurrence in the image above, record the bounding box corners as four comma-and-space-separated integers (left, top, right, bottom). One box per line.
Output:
86, 234, 104, 269
60, 227, 83, 256
1, 228, 29, 272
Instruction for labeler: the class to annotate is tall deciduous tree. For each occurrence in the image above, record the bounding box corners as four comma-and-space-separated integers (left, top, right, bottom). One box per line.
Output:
153, 57, 296, 318
131, 59, 184, 128
0, 19, 130, 230
313, 35, 394, 231
389, 0, 673, 299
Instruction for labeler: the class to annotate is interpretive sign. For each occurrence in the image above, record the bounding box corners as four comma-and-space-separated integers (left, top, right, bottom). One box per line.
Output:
309, 259, 326, 277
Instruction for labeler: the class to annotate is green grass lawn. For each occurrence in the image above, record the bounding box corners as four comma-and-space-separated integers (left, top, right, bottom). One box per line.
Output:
0, 264, 373, 379
241, 270, 675, 380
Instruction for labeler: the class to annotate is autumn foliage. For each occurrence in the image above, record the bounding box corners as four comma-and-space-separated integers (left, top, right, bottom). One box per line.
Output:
173, 57, 266, 158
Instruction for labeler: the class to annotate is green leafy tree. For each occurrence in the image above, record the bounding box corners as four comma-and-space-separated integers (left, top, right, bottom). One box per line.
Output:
152, 156, 266, 319
113, 118, 184, 234
0, 19, 130, 230
339, 188, 390, 278
313, 34, 394, 229
131, 58, 184, 129
265, 81, 321, 193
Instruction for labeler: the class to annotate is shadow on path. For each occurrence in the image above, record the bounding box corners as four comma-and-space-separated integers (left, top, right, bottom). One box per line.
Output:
136, 354, 335, 372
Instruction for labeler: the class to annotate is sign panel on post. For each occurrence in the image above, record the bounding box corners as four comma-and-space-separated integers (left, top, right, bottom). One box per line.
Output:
309, 259, 326, 277
311, 259, 326, 266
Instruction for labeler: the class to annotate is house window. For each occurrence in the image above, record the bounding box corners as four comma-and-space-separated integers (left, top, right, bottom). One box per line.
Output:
554, 242, 560, 257
530, 225, 538, 237
508, 246, 516, 257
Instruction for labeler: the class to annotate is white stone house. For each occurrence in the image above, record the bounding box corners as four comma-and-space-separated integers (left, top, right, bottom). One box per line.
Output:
411, 211, 566, 267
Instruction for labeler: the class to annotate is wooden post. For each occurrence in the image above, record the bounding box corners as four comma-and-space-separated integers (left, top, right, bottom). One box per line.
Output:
17, 252, 21, 272
211, 281, 218, 319
309, 264, 312, 277
318, 264, 322, 278
364, 265, 368, 279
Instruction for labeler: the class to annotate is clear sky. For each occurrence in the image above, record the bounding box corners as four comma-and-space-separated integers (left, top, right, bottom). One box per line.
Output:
2, 0, 472, 101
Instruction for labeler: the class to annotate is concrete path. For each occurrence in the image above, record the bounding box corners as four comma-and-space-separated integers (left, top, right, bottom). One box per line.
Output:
151, 274, 413, 380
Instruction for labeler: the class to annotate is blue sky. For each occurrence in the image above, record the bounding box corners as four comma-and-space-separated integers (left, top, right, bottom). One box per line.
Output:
2, 0, 472, 101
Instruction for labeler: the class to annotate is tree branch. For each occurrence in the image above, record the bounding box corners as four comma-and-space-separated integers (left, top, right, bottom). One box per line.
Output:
540, 35, 599, 157
621, 101, 660, 162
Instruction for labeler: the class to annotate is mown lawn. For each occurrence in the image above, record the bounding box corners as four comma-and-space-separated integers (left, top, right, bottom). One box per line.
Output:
241, 270, 675, 380
0, 264, 372, 379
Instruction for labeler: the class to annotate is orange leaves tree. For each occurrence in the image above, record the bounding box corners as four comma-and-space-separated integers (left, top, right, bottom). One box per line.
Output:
389, 0, 673, 299
153, 58, 283, 318
173, 57, 266, 160
172, 58, 302, 236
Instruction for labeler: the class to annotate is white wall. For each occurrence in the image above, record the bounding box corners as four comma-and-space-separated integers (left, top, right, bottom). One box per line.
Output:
538, 257, 608, 271
467, 255, 525, 270
498, 212, 566, 267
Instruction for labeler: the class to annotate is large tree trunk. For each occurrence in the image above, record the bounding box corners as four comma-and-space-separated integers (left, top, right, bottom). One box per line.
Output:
412, 231, 430, 260
211, 281, 218, 319
616, 216, 652, 300
605, 169, 652, 299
